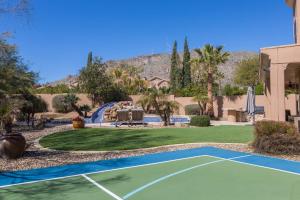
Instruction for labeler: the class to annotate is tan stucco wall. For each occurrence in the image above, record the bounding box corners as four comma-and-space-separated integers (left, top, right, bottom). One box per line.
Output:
37, 94, 93, 113
37, 94, 299, 121
261, 45, 300, 64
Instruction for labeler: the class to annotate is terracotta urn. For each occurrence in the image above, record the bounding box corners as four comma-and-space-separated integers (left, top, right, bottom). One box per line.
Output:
72, 116, 85, 129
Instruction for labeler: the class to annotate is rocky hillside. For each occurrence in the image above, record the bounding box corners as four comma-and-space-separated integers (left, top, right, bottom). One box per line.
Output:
48, 51, 257, 87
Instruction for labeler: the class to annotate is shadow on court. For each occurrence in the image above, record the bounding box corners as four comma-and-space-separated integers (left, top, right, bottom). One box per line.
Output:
0, 176, 96, 200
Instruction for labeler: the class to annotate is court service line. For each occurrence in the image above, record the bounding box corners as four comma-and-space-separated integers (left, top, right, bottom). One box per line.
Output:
122, 155, 251, 199
0, 155, 208, 189
82, 174, 124, 200
208, 155, 300, 177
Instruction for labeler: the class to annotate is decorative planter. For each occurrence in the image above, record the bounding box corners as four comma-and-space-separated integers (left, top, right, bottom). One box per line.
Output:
72, 116, 85, 128
0, 134, 26, 159
72, 120, 85, 128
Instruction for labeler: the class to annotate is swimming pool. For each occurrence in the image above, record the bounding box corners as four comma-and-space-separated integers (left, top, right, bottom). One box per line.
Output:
143, 116, 190, 123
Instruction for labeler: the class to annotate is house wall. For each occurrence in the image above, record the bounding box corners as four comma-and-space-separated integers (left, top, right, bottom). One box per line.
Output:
158, 81, 170, 88
258, 0, 300, 121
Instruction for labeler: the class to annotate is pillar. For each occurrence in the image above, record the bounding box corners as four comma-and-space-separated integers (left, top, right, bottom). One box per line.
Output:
270, 64, 287, 121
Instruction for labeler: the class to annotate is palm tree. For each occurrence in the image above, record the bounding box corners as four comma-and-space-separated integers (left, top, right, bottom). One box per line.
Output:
63, 94, 84, 117
160, 100, 179, 126
110, 65, 147, 95
193, 89, 209, 115
137, 89, 179, 126
193, 44, 229, 117
79, 104, 91, 118
110, 68, 124, 86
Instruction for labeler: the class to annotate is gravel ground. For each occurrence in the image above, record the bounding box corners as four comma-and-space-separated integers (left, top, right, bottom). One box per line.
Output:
1, 125, 300, 172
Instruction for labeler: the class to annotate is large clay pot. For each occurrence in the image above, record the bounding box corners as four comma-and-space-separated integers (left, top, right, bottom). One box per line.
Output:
0, 134, 26, 159
72, 120, 85, 128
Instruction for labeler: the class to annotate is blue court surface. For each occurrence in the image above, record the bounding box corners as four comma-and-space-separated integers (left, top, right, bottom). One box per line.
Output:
1, 147, 300, 200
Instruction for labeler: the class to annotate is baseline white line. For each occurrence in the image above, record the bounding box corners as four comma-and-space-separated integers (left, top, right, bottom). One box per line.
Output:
82, 174, 123, 200
0, 155, 209, 189
208, 155, 300, 176
122, 155, 251, 199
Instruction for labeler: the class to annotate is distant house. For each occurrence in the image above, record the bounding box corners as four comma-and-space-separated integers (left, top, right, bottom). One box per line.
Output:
147, 77, 170, 89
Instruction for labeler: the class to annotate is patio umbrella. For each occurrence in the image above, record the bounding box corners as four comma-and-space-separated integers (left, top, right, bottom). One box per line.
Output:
246, 86, 256, 124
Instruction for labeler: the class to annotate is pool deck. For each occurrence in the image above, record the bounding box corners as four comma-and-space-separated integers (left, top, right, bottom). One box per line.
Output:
83, 120, 252, 128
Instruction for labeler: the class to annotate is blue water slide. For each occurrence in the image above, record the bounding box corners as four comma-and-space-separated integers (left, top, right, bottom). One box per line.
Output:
85, 102, 116, 123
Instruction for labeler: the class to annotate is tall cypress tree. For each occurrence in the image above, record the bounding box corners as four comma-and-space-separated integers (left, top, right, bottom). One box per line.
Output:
182, 37, 191, 87
87, 51, 93, 66
170, 41, 180, 90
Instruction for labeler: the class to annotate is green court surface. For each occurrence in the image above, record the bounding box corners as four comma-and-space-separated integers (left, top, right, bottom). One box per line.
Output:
1, 155, 300, 200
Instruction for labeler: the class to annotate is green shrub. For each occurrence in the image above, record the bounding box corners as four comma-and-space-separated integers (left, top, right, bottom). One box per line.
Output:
185, 104, 200, 115
255, 82, 264, 95
52, 95, 72, 113
190, 115, 210, 127
253, 120, 300, 154
223, 84, 246, 96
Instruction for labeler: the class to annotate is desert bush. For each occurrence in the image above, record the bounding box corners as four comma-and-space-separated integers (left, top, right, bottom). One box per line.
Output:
185, 104, 200, 115
253, 120, 300, 154
190, 115, 210, 127
254, 121, 296, 137
255, 82, 264, 95
52, 95, 72, 113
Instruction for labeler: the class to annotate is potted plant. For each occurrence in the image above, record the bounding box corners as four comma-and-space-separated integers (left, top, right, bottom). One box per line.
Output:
72, 116, 85, 128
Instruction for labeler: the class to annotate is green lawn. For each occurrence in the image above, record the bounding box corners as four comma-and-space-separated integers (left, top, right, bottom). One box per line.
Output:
40, 126, 254, 151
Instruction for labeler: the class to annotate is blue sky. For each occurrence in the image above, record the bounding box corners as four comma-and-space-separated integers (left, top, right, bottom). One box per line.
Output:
1, 0, 294, 83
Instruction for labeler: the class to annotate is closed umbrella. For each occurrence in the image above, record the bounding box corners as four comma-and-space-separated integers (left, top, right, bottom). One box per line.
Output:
246, 86, 256, 124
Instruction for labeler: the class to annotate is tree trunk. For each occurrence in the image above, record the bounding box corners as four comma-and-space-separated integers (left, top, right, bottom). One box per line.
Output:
31, 113, 35, 127
4, 119, 13, 134
26, 114, 30, 127
198, 101, 203, 115
206, 69, 214, 117
163, 111, 169, 126
91, 95, 96, 108
72, 103, 84, 117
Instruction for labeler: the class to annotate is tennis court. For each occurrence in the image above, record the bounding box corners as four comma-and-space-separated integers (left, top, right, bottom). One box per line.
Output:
1, 147, 300, 200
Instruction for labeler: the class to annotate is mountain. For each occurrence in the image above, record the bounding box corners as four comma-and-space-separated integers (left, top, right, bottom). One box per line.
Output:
46, 51, 257, 87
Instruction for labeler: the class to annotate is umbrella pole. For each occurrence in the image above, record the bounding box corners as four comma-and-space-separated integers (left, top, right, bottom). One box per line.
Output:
253, 85, 256, 125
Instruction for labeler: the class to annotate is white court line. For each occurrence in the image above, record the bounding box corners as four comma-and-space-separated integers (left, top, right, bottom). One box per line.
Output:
82, 174, 123, 200
208, 155, 300, 177
0, 155, 209, 189
122, 155, 251, 199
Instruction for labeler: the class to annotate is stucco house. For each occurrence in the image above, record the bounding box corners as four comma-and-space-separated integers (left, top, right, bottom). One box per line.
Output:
147, 77, 170, 89
260, 0, 300, 122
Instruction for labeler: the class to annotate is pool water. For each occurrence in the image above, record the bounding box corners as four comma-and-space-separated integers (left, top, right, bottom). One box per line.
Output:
143, 116, 190, 123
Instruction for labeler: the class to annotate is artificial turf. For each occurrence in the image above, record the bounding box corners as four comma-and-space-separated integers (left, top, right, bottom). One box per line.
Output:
40, 126, 253, 151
